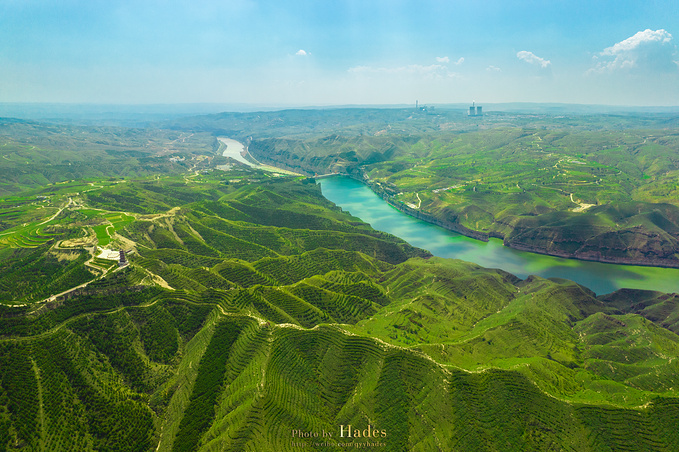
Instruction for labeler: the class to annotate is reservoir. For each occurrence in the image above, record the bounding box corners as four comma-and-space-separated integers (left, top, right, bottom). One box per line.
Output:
318, 176, 679, 295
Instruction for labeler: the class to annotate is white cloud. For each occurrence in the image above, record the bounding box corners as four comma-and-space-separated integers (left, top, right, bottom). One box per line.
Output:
590, 29, 678, 73
486, 65, 501, 72
517, 51, 551, 68
603, 29, 672, 54
435, 56, 464, 65
295, 49, 309, 56
348, 64, 457, 79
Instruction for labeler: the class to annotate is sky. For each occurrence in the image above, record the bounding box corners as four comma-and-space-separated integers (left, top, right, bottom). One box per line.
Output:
1, 0, 678, 107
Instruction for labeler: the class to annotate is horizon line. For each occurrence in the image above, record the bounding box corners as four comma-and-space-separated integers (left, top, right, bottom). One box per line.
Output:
2, 101, 679, 108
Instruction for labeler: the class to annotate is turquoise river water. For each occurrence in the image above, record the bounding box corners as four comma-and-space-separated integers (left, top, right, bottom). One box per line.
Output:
318, 177, 679, 296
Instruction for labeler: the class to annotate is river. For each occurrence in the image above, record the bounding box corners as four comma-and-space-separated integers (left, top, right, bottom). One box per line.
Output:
219, 137, 251, 166
318, 176, 679, 295
220, 137, 300, 175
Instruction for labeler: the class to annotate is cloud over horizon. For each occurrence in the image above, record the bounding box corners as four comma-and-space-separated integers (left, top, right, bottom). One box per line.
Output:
436, 56, 464, 65
517, 51, 551, 68
1, 1, 678, 106
590, 29, 678, 73
348, 63, 457, 79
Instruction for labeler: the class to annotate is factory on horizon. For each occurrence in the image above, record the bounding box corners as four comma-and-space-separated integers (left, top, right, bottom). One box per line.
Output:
468, 102, 483, 117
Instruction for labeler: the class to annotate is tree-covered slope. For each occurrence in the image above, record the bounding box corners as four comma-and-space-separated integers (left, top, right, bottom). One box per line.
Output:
0, 119, 218, 196
1, 175, 679, 451
246, 125, 679, 267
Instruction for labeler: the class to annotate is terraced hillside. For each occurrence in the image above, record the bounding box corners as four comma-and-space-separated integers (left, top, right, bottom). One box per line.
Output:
1, 175, 679, 451
0, 118, 218, 196
244, 125, 679, 268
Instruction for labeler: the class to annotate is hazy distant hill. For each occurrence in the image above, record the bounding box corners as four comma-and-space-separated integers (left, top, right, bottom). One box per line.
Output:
166, 105, 679, 138
0, 119, 218, 196
177, 109, 679, 268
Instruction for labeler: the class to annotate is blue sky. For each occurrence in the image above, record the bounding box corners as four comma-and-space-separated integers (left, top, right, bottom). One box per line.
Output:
1, 0, 678, 106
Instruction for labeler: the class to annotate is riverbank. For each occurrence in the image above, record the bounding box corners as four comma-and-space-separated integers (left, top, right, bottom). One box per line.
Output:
343, 173, 679, 270
219, 137, 301, 176
318, 176, 679, 294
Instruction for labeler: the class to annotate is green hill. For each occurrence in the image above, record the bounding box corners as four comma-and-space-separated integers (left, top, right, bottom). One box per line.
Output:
1, 169, 679, 450
0, 119, 218, 196
242, 125, 679, 268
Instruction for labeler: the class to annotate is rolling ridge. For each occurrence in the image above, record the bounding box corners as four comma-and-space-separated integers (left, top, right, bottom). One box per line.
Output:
1, 177, 679, 450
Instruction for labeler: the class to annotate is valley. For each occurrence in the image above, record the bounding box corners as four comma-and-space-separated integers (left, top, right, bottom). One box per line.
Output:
0, 107, 678, 450
221, 112, 679, 268
6, 0, 679, 449
318, 176, 679, 295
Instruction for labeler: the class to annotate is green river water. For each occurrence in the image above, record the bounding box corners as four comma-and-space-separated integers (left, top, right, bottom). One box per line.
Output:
318, 176, 679, 296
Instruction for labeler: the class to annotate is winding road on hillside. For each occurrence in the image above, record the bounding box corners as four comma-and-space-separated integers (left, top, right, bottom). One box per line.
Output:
39, 197, 74, 225
7, 146, 300, 307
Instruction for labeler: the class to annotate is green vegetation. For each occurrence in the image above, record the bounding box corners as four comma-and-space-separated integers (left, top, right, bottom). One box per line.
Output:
234, 116, 679, 267
0, 246, 93, 303
0, 118, 218, 196
172, 319, 246, 452
1, 109, 679, 450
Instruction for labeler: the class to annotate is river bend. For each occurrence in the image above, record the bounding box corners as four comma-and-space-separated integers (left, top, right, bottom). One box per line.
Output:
318, 177, 679, 295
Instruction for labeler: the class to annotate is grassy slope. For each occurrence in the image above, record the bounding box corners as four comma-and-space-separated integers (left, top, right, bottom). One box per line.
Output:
1, 175, 679, 450
240, 117, 679, 267
0, 119, 218, 196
